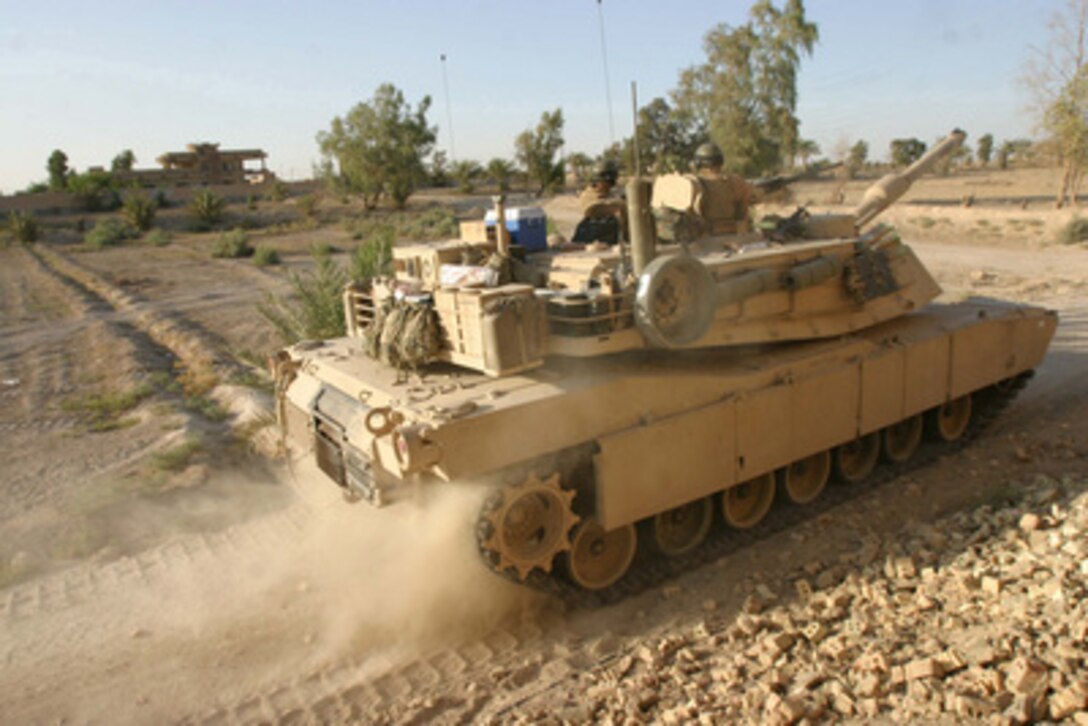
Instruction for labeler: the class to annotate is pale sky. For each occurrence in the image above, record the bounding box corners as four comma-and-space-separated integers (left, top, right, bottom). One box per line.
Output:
0, 0, 1062, 194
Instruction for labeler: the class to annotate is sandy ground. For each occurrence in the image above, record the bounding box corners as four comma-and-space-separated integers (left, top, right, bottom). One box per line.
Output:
0, 174, 1086, 723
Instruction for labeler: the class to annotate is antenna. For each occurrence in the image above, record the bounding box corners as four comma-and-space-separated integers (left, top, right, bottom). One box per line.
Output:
596, 0, 615, 145
440, 53, 457, 162
630, 81, 641, 176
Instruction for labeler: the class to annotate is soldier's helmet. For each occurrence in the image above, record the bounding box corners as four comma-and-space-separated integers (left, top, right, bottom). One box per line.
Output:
592, 159, 619, 185
694, 143, 725, 170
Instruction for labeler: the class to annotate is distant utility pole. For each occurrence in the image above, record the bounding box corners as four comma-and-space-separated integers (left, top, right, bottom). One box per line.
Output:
440, 53, 457, 162
596, 0, 616, 146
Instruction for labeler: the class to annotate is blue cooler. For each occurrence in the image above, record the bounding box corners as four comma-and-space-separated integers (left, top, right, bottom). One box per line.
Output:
484, 206, 548, 252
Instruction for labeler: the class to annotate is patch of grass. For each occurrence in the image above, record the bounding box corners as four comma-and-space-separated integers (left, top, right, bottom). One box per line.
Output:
976, 219, 991, 227
344, 206, 458, 242
253, 245, 281, 266
175, 364, 219, 398
150, 435, 203, 473
143, 228, 171, 247
89, 415, 140, 433
1058, 217, 1088, 245
211, 228, 254, 259
234, 412, 276, 444
184, 394, 230, 422
84, 217, 135, 250
231, 368, 273, 393
914, 216, 936, 229
310, 241, 337, 258
235, 348, 271, 369
63, 383, 153, 430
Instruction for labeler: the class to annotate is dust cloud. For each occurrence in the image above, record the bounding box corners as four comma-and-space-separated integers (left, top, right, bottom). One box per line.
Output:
119, 463, 548, 673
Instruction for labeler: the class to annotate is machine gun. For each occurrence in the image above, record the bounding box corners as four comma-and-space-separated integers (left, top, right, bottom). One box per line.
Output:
750, 161, 844, 194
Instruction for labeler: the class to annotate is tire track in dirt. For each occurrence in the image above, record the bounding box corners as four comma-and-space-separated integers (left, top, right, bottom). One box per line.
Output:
32, 246, 249, 383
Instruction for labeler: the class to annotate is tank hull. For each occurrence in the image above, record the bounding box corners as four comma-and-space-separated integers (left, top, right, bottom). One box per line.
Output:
279, 299, 1055, 531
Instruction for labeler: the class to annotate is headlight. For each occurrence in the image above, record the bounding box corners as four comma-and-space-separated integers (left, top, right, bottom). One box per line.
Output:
391, 425, 441, 474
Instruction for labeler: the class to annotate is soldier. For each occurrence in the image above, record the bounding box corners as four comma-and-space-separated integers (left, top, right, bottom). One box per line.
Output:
692, 142, 761, 234
572, 160, 626, 245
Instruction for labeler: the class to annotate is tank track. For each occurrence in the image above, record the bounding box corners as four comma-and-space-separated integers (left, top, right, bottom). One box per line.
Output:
474, 372, 1032, 608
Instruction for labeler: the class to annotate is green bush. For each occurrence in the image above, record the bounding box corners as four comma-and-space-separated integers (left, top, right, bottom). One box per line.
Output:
67, 170, 120, 212
143, 228, 171, 247
121, 193, 157, 231
267, 180, 288, 202
259, 250, 348, 342
1058, 217, 1088, 245
84, 218, 134, 250
349, 225, 394, 284
298, 193, 320, 218
252, 245, 281, 266
211, 229, 254, 258
7, 210, 40, 243
153, 189, 171, 209
189, 189, 226, 226
246, 194, 258, 211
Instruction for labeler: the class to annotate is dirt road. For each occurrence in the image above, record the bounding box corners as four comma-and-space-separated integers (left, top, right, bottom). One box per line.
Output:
0, 225, 1085, 724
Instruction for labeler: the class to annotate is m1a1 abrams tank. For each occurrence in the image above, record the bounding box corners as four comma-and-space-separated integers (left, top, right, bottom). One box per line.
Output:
273, 129, 1057, 600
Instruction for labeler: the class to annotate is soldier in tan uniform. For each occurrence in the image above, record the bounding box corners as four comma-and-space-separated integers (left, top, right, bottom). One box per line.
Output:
692, 143, 761, 234
573, 160, 626, 244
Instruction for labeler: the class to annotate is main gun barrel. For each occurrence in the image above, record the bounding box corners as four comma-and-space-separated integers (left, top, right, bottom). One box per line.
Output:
854, 129, 966, 228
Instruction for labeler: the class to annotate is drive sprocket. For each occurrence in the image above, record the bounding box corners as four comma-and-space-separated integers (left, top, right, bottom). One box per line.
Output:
477, 473, 580, 581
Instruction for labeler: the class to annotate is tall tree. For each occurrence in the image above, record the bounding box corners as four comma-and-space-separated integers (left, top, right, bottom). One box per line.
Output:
628, 97, 704, 174
1024, 0, 1088, 206
47, 149, 69, 191
316, 84, 436, 210
111, 149, 136, 172
976, 133, 994, 166
890, 138, 927, 167
795, 139, 821, 167
515, 108, 565, 195
847, 140, 869, 174
486, 158, 514, 192
673, 0, 818, 176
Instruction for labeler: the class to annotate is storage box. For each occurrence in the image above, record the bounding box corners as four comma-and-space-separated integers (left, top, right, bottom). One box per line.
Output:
434, 285, 546, 376
483, 206, 548, 252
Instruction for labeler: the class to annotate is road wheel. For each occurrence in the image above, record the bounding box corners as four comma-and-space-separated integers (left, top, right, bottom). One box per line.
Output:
835, 433, 880, 483
883, 415, 923, 463
650, 496, 713, 556
780, 450, 831, 505
721, 473, 775, 529
564, 520, 637, 591
930, 395, 972, 442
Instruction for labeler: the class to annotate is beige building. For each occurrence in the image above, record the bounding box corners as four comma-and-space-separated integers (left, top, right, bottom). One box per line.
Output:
114, 143, 274, 187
